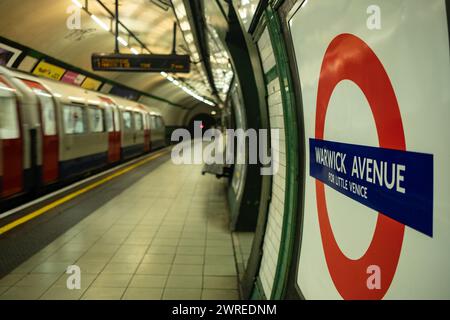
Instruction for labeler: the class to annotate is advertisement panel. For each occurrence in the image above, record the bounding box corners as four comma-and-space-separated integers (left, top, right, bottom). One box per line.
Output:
17, 56, 38, 72
61, 71, 86, 86
290, 0, 450, 299
81, 77, 102, 91
0, 43, 21, 67
32, 61, 66, 81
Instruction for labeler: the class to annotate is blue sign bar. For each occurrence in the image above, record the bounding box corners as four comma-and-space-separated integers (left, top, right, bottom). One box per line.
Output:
309, 139, 434, 237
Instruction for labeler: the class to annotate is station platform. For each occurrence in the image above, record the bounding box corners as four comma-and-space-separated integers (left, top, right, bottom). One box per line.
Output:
0, 150, 239, 300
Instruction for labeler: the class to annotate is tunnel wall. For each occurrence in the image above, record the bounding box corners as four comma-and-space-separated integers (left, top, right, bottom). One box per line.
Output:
256, 27, 288, 298
139, 95, 187, 127
182, 104, 220, 129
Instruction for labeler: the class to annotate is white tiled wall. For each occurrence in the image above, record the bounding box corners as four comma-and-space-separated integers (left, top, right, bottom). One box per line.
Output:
257, 28, 287, 298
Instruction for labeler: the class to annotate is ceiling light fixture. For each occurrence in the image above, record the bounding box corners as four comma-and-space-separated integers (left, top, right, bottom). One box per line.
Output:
72, 0, 83, 8
91, 14, 110, 31
117, 36, 128, 47
71, 0, 214, 107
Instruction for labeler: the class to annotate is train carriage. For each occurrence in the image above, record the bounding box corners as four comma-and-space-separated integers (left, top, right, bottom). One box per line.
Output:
0, 65, 166, 204
111, 95, 148, 160
0, 74, 25, 198
148, 111, 166, 150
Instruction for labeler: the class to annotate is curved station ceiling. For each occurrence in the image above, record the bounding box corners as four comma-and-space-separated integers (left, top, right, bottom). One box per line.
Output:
0, 0, 221, 125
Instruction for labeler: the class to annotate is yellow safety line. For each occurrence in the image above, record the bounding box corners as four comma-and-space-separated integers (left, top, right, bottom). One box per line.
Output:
0, 150, 169, 235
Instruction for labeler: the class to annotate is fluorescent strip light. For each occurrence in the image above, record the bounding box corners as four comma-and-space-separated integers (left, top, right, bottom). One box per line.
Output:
117, 36, 128, 47
130, 48, 139, 55
91, 15, 110, 31
160, 73, 215, 106
71, 0, 83, 8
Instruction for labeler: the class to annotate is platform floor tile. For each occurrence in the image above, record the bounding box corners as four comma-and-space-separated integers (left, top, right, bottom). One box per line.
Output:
0, 161, 240, 300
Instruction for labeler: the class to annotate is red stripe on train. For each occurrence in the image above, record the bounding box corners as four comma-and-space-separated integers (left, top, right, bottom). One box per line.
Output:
1, 138, 23, 198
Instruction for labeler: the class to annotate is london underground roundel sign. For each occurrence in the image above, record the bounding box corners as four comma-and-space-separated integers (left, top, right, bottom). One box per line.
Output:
314, 33, 405, 300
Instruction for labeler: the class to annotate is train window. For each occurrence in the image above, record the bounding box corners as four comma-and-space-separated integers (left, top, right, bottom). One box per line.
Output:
38, 94, 57, 136
142, 114, 147, 130
88, 108, 104, 133
105, 107, 114, 132
134, 113, 143, 131
123, 111, 133, 130
150, 116, 157, 130
145, 114, 150, 130
156, 116, 164, 129
63, 105, 85, 134
0, 92, 19, 140
18, 79, 56, 136
113, 108, 120, 132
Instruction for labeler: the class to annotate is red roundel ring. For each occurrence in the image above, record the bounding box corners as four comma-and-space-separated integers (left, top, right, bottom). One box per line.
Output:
315, 33, 405, 300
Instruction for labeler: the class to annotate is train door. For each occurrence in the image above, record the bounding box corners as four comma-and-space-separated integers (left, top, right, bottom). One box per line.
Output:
100, 97, 121, 163
21, 80, 58, 184
157, 116, 165, 147
149, 115, 157, 148
133, 111, 145, 153
144, 113, 151, 152
154, 116, 165, 148
0, 76, 23, 197
111, 104, 121, 162
121, 109, 135, 159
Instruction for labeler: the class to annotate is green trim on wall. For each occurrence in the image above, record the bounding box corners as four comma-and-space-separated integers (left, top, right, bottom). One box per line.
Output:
250, 277, 268, 300
265, 5, 299, 300
0, 36, 188, 110
224, 6, 264, 233
269, 0, 285, 10
251, 11, 267, 42
264, 66, 278, 86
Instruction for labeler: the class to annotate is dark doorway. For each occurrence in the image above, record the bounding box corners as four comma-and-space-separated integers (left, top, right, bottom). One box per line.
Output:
188, 113, 216, 137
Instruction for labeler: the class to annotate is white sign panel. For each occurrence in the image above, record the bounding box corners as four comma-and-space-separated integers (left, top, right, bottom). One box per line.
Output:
289, 0, 450, 299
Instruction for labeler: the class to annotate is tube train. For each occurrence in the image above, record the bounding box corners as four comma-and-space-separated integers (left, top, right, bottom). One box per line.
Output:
0, 66, 166, 205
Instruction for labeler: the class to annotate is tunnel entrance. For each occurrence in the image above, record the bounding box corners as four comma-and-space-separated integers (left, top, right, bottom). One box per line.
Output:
188, 113, 217, 137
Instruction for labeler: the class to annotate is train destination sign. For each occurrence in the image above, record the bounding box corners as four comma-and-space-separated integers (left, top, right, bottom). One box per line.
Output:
91, 53, 191, 73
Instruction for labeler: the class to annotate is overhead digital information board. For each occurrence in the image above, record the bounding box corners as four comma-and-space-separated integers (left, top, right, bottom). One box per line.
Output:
91, 53, 191, 73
